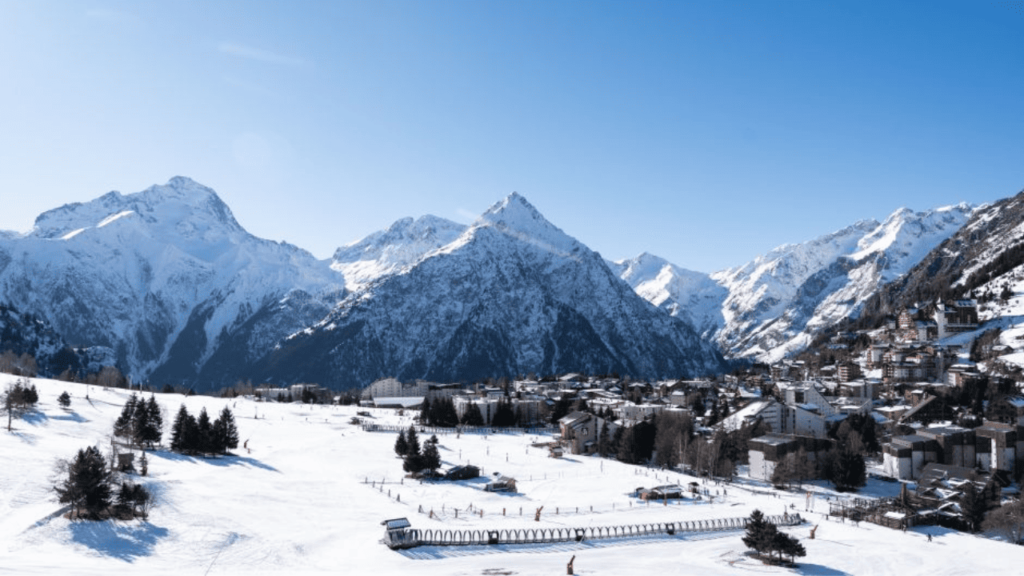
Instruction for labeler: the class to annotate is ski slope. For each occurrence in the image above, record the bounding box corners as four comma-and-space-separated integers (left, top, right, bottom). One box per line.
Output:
2, 374, 1023, 575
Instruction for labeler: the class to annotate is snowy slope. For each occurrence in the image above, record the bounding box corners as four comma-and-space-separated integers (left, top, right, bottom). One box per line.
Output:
4, 373, 1024, 575
609, 253, 728, 338
0, 177, 344, 387
255, 193, 727, 388
331, 215, 466, 292
616, 205, 975, 362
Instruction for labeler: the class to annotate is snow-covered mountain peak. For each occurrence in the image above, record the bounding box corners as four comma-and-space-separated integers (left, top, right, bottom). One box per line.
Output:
32, 176, 241, 240
331, 214, 465, 292
612, 252, 671, 285
615, 201, 977, 363
468, 192, 580, 257
851, 204, 975, 273
478, 192, 553, 232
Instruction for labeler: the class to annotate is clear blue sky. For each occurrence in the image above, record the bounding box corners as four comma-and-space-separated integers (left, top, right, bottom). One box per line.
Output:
1, 0, 1022, 272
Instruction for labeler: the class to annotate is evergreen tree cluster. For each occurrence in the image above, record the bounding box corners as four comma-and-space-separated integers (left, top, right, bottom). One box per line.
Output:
113, 394, 164, 448
54, 445, 153, 520
53, 446, 111, 519
395, 425, 441, 473
742, 509, 806, 564
115, 480, 153, 519
490, 397, 518, 427
58, 390, 71, 408
420, 397, 460, 427
169, 405, 239, 455
460, 401, 485, 426
820, 449, 867, 492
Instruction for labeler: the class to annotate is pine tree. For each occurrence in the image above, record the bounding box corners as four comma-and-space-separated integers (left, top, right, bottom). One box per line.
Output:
419, 397, 432, 425
142, 395, 163, 447
492, 398, 516, 427
597, 420, 610, 457
117, 481, 134, 515
58, 391, 71, 408
772, 530, 806, 563
113, 394, 139, 442
422, 440, 441, 472
440, 397, 460, 427
170, 405, 190, 451
197, 408, 213, 454
55, 446, 113, 519
394, 430, 408, 456
130, 396, 151, 448
406, 425, 421, 456
461, 402, 485, 426
828, 449, 867, 492
617, 426, 638, 464
742, 509, 777, 558
211, 406, 239, 454
182, 413, 200, 454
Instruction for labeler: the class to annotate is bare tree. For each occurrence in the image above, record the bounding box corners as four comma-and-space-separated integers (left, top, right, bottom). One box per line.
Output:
3, 378, 37, 431
97, 366, 125, 389
0, 350, 17, 374
983, 499, 1024, 544
16, 353, 37, 377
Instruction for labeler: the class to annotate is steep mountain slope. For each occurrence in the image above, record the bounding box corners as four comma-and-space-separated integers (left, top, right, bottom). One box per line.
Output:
609, 253, 728, 337
0, 177, 344, 387
330, 215, 466, 292
254, 193, 728, 389
0, 302, 107, 376
616, 205, 975, 362
860, 190, 1024, 319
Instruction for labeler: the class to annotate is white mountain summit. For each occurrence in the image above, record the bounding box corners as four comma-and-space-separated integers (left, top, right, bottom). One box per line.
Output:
0, 177, 344, 384
0, 182, 727, 389
256, 192, 727, 388
614, 204, 976, 362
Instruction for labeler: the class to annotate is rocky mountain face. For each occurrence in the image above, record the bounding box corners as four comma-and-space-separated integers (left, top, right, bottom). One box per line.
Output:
0, 177, 344, 389
0, 302, 107, 376
859, 191, 1024, 319
615, 204, 976, 362
253, 193, 728, 389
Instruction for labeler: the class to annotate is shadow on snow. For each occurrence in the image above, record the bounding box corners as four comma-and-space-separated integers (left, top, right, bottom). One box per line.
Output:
149, 449, 279, 472
69, 521, 169, 562
50, 411, 89, 423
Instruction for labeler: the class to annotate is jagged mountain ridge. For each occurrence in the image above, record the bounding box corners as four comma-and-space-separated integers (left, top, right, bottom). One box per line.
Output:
330, 215, 466, 292
859, 190, 1024, 318
0, 177, 345, 386
607, 253, 728, 338
252, 193, 728, 388
615, 204, 976, 362
0, 181, 728, 390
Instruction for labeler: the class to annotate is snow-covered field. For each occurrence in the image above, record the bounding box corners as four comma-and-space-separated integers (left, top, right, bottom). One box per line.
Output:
3, 374, 1024, 575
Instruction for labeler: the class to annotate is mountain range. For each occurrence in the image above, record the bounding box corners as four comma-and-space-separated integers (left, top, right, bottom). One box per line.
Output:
614, 204, 976, 363
0, 179, 724, 390
2, 177, 1020, 390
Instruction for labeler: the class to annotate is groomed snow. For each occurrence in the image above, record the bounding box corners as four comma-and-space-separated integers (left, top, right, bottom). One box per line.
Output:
3, 374, 1023, 575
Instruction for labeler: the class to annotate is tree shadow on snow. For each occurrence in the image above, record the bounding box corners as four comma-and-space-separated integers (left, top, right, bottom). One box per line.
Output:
206, 454, 279, 472
50, 411, 89, 423
793, 564, 850, 576
21, 410, 48, 425
149, 449, 278, 472
5, 427, 38, 444
69, 521, 169, 562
